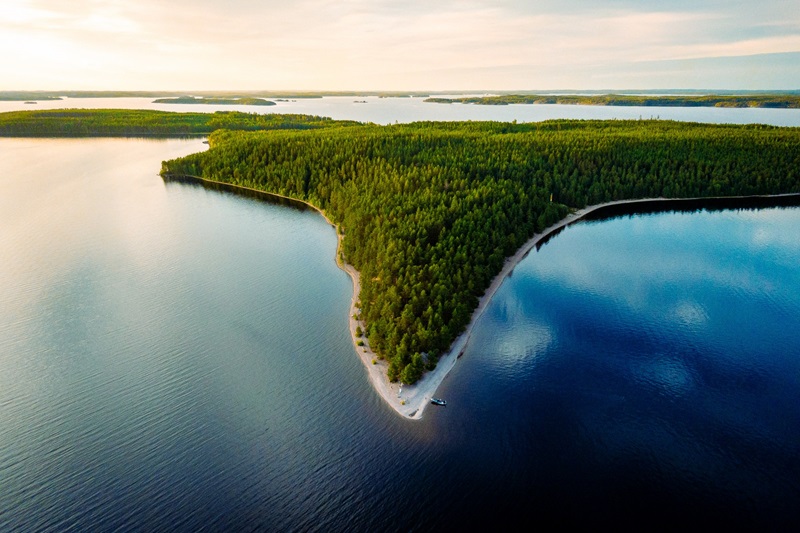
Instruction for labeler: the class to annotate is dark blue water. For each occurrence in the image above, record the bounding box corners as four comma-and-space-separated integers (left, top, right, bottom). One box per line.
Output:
1, 139, 799, 530
437, 208, 800, 529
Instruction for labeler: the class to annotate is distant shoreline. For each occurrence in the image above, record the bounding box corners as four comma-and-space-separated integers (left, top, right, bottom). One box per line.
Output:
161, 172, 800, 419
424, 94, 800, 109
152, 97, 276, 106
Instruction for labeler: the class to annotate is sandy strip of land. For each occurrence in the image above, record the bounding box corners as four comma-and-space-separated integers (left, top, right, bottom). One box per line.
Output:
374, 203, 597, 419
347, 200, 616, 420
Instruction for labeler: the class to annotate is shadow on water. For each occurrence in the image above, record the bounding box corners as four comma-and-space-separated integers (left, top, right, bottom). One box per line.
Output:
534, 193, 800, 251
581, 193, 800, 221
162, 173, 313, 213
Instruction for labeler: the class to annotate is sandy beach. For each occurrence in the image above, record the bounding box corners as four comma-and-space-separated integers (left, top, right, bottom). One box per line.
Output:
343, 200, 612, 420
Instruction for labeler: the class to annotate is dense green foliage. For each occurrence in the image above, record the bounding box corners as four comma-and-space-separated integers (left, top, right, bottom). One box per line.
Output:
426, 94, 800, 108
161, 119, 800, 383
0, 109, 358, 136
152, 97, 276, 106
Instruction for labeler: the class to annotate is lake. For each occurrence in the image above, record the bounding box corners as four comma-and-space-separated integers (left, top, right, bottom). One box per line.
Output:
0, 132, 799, 529
2, 95, 800, 126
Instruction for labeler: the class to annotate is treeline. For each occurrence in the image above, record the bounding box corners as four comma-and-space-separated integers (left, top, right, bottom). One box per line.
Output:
0, 109, 359, 137
425, 94, 800, 108
0, 92, 63, 101
161, 120, 800, 383
152, 97, 276, 106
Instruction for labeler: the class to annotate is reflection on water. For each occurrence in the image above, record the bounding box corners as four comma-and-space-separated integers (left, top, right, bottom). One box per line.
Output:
448, 207, 800, 528
1, 138, 798, 530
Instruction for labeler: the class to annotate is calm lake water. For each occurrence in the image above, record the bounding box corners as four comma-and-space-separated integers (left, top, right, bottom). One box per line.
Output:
1, 135, 799, 530
3, 95, 800, 126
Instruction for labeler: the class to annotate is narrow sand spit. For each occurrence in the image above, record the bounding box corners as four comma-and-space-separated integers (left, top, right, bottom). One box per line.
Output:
345, 200, 607, 420
167, 175, 799, 420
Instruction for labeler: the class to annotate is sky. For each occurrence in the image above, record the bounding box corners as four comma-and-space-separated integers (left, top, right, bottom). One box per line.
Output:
2, 0, 799, 91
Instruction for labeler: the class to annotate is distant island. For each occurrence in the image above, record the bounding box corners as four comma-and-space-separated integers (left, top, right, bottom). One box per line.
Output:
425, 94, 800, 108
0, 109, 357, 136
153, 96, 277, 106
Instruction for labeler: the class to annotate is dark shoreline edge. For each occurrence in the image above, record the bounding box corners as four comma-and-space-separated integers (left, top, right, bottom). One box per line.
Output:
162, 173, 313, 212
583, 193, 800, 219
535, 193, 800, 249
166, 173, 800, 245
165, 172, 800, 229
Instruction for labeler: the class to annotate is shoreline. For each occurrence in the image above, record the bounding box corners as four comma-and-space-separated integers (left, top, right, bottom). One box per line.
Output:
362, 192, 800, 419
160, 173, 402, 411
162, 173, 800, 419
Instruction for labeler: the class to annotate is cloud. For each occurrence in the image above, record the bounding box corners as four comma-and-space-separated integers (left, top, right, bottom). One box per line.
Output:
665, 35, 800, 60
1, 0, 798, 89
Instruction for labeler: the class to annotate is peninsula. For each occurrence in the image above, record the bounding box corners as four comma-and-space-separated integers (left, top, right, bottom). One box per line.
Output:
1, 109, 798, 418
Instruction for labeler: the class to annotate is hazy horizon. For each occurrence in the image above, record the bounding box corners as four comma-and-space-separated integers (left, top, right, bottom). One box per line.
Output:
2, 1, 798, 91
3, 88, 800, 95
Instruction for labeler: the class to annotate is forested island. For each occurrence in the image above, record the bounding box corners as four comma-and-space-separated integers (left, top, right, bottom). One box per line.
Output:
0, 92, 63, 101
153, 97, 276, 106
0, 109, 358, 136
160, 119, 800, 384
425, 94, 800, 108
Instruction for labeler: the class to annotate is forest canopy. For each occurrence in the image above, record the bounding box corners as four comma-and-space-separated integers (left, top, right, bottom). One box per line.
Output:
160, 119, 800, 383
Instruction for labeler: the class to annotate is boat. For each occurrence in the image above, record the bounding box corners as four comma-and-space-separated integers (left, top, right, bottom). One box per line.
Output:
430, 397, 446, 406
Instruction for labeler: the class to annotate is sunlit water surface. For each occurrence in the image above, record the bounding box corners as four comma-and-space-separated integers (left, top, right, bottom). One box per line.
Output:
3, 96, 800, 126
1, 138, 798, 530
